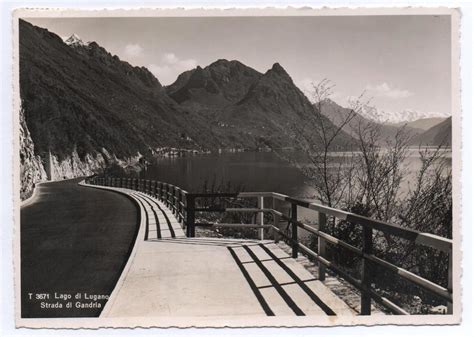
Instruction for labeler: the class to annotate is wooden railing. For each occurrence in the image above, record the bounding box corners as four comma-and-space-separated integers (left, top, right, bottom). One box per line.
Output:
85, 176, 453, 316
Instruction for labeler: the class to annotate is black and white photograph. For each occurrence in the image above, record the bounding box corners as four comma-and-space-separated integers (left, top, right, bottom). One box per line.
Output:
12, 7, 462, 328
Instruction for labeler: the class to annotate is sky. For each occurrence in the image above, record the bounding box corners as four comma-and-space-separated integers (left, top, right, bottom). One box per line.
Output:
25, 15, 452, 122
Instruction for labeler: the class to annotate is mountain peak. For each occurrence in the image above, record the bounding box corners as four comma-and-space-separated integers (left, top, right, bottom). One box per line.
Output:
270, 62, 288, 75
64, 33, 88, 47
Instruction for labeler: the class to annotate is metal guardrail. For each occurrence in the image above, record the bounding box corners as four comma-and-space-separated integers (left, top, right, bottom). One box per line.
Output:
85, 176, 453, 316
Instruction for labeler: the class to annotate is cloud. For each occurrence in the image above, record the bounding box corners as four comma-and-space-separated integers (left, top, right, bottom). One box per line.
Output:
364, 82, 413, 99
124, 43, 144, 57
148, 53, 198, 85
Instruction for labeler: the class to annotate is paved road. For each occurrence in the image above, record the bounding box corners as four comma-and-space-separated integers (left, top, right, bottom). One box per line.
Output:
20, 178, 139, 318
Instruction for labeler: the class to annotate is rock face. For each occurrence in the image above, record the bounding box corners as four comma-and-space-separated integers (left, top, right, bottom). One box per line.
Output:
19, 106, 47, 200
20, 104, 111, 200
46, 151, 107, 181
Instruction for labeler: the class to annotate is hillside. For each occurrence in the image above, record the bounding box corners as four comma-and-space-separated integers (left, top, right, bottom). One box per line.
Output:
20, 19, 211, 164
411, 117, 452, 146
167, 61, 353, 149
318, 99, 423, 144
390, 117, 447, 131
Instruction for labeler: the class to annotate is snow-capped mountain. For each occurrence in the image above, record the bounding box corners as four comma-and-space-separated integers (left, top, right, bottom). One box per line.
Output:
356, 105, 450, 124
63, 33, 89, 47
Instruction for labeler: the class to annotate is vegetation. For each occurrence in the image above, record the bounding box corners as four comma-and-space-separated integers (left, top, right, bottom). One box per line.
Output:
276, 79, 452, 314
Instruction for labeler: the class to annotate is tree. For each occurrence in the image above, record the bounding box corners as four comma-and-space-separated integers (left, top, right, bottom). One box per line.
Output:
276, 79, 452, 312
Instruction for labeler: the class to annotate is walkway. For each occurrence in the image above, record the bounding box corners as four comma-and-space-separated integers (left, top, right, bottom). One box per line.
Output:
87, 184, 355, 318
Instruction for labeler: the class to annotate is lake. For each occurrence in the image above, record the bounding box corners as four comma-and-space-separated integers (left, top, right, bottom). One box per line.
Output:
141, 149, 451, 222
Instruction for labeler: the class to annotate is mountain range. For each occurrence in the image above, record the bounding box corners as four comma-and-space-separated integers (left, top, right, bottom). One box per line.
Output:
19, 19, 451, 197
389, 117, 447, 131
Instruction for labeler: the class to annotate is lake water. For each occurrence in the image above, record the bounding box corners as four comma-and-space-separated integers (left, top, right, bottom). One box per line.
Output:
141, 149, 451, 223
142, 151, 311, 196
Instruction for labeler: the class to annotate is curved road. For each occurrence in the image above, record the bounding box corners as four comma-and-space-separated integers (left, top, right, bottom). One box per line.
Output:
21, 178, 139, 318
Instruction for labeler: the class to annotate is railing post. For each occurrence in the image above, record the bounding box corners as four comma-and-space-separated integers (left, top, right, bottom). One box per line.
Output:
318, 212, 327, 281
291, 203, 298, 258
272, 197, 280, 243
177, 191, 182, 223
361, 226, 373, 315
166, 185, 171, 208
186, 194, 195, 237
257, 196, 264, 240
171, 186, 176, 214
447, 250, 453, 314
163, 183, 170, 208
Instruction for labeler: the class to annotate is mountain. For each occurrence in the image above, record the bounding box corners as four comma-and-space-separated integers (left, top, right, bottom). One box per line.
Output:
167, 59, 262, 106
20, 19, 354, 196
318, 99, 423, 144
390, 117, 447, 131
411, 117, 452, 146
20, 19, 217, 164
166, 61, 353, 149
63, 33, 88, 47
358, 107, 450, 125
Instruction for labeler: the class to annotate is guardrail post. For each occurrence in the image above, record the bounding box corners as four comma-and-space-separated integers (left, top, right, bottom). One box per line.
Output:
273, 197, 281, 243
318, 212, 327, 281
361, 226, 373, 315
150, 180, 155, 197
177, 192, 182, 223
257, 196, 264, 240
447, 250, 453, 314
186, 194, 195, 237
291, 203, 298, 258
171, 186, 176, 214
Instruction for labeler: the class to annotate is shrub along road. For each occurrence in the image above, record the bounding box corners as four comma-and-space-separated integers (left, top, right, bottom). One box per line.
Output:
20, 178, 139, 318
